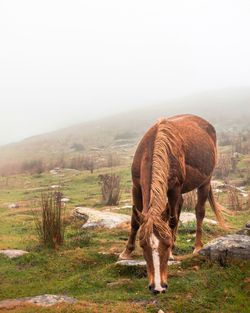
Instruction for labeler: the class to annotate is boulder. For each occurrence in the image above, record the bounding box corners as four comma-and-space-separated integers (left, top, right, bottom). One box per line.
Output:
8, 203, 19, 209
116, 259, 180, 267
0, 295, 76, 309
74, 207, 130, 229
180, 212, 217, 225
0, 249, 28, 259
199, 235, 250, 262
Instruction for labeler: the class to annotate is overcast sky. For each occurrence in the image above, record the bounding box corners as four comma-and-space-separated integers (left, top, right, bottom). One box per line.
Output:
0, 1, 250, 145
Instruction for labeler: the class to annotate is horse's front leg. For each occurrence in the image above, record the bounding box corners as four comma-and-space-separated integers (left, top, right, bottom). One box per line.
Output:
167, 188, 182, 260
119, 186, 142, 260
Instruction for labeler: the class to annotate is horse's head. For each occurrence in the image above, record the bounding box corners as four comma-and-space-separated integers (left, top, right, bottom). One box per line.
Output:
139, 216, 172, 294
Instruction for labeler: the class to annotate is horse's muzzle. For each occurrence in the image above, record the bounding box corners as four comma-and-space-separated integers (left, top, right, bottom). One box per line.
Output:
148, 284, 168, 294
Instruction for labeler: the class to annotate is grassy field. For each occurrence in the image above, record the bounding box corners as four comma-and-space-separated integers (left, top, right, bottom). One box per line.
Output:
0, 165, 250, 313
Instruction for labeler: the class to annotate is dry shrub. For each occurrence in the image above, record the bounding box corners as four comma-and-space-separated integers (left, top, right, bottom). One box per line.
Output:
69, 155, 95, 173
227, 187, 244, 211
99, 174, 121, 205
33, 191, 65, 248
21, 159, 45, 174
214, 154, 232, 179
183, 190, 197, 211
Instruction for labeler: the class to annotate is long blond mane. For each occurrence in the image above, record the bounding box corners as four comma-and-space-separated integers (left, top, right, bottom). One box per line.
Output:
140, 119, 184, 241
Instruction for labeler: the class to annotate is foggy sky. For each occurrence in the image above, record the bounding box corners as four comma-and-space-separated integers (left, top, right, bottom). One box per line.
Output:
0, 1, 250, 145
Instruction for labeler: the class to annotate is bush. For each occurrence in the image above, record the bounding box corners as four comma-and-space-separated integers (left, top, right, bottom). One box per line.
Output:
98, 174, 121, 205
21, 159, 45, 174
183, 190, 197, 211
33, 191, 65, 249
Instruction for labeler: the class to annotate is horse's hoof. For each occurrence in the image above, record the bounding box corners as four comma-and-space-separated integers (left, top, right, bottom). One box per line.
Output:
169, 251, 175, 261
193, 247, 202, 255
118, 251, 132, 260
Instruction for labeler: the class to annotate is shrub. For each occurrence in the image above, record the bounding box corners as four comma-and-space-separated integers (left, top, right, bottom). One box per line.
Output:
183, 190, 197, 211
33, 191, 65, 249
21, 159, 45, 174
98, 174, 121, 205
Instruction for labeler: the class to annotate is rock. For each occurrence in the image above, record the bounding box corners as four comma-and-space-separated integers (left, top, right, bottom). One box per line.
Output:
180, 212, 217, 225
50, 185, 61, 189
237, 228, 250, 236
116, 259, 180, 267
61, 197, 70, 203
121, 205, 133, 209
158, 310, 165, 313
0, 249, 28, 259
0, 294, 77, 309
74, 207, 130, 229
246, 222, 250, 229
199, 235, 250, 262
8, 203, 19, 209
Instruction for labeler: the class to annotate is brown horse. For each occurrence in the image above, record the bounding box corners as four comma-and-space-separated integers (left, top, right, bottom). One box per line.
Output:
119, 114, 226, 294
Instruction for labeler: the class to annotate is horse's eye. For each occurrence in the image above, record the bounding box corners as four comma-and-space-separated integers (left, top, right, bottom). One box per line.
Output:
162, 240, 171, 248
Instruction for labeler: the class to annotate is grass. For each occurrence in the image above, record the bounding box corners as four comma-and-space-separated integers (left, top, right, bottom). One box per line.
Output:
0, 166, 250, 312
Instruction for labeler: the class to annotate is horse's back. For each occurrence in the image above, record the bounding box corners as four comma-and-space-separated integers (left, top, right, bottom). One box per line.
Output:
167, 114, 216, 143
167, 114, 217, 191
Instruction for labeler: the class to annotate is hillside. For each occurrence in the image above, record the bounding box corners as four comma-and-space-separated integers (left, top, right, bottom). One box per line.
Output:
0, 88, 249, 165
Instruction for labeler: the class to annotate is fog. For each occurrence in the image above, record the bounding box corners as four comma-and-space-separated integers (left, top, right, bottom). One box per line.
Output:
0, 1, 250, 145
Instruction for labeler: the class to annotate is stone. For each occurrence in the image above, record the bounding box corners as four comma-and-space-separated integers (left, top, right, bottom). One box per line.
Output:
74, 207, 130, 229
50, 185, 61, 189
0, 249, 28, 259
246, 222, 250, 229
61, 197, 70, 203
0, 294, 77, 309
199, 235, 250, 262
116, 259, 180, 267
8, 203, 19, 209
180, 212, 217, 225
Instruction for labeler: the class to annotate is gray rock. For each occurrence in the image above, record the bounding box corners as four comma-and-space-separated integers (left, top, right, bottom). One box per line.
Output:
61, 197, 70, 203
199, 235, 250, 262
74, 207, 130, 229
246, 221, 250, 229
116, 259, 180, 267
0, 249, 28, 259
180, 212, 217, 225
8, 203, 19, 209
0, 294, 77, 309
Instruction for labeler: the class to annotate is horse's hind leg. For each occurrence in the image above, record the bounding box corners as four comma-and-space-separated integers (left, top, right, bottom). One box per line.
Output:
119, 186, 142, 260
193, 182, 210, 254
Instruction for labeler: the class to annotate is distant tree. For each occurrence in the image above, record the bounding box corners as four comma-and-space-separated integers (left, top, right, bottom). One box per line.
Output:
71, 143, 85, 152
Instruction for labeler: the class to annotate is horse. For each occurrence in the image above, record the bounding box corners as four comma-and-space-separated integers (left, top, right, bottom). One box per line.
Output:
119, 114, 226, 294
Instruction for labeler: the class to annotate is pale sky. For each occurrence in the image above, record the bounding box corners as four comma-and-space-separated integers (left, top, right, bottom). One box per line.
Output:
0, 1, 250, 145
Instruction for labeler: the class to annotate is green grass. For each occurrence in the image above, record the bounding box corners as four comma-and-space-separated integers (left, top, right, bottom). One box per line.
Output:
0, 166, 250, 313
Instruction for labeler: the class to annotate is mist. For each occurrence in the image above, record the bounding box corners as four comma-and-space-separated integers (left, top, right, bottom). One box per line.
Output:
1, 0, 250, 145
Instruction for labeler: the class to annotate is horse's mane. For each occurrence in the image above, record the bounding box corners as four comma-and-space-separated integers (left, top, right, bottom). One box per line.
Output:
140, 118, 184, 241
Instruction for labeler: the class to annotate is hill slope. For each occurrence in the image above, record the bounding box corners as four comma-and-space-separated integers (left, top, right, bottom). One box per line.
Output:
0, 88, 249, 165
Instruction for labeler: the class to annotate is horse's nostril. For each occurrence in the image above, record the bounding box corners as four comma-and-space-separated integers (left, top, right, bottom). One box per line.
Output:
153, 289, 160, 295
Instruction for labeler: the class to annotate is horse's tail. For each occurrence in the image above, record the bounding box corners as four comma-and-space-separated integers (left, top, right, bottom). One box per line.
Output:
208, 184, 229, 229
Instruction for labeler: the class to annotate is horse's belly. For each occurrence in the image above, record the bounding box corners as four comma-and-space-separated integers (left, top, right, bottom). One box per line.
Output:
181, 164, 211, 193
